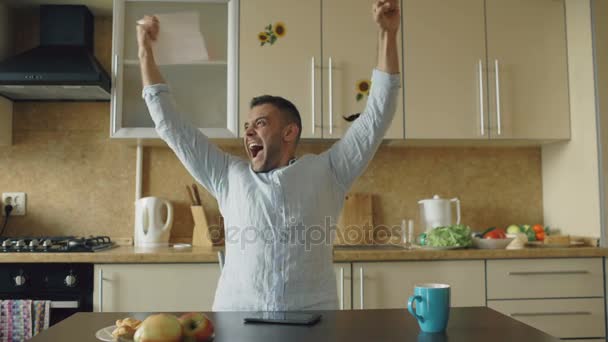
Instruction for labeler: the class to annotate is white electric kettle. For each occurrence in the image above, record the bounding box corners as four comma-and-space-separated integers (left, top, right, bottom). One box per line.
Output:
134, 197, 174, 247
418, 195, 461, 231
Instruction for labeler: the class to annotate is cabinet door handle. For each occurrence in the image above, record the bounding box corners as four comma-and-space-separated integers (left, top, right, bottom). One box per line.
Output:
98, 268, 103, 312
340, 267, 344, 310
328, 57, 334, 135
494, 59, 502, 135
311, 57, 316, 135
508, 270, 589, 276
511, 311, 591, 317
50, 301, 79, 309
478, 60, 485, 136
359, 267, 364, 310
111, 54, 119, 133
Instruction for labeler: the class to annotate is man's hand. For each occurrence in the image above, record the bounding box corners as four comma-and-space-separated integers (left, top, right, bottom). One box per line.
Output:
136, 15, 165, 86
373, 0, 400, 34
136, 15, 159, 59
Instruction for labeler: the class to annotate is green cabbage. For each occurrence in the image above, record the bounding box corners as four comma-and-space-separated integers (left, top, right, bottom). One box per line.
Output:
426, 224, 472, 247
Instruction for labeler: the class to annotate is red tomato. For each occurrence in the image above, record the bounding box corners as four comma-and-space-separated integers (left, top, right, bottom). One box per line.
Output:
532, 224, 544, 233
484, 229, 507, 239
536, 231, 545, 241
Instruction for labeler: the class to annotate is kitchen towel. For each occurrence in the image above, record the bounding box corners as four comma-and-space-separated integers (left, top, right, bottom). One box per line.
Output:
31, 301, 50, 336
0, 300, 33, 342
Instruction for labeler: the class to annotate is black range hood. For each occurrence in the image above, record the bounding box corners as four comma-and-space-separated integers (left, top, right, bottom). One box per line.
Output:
0, 5, 111, 101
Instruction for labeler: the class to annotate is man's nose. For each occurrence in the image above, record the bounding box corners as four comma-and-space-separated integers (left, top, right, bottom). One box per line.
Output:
245, 125, 255, 136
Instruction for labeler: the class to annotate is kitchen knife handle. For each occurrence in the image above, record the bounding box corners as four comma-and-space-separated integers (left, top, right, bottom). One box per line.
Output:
494, 59, 502, 135
186, 186, 196, 206
359, 267, 364, 310
311, 57, 316, 135
478, 59, 485, 136
98, 268, 103, 312
192, 184, 202, 206
328, 57, 333, 135
340, 267, 344, 310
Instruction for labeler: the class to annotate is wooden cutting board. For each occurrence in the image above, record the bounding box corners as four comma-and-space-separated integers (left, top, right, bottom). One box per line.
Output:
334, 193, 374, 245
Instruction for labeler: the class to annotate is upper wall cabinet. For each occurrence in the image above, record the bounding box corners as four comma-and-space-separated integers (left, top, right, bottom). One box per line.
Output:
321, 0, 404, 139
110, 0, 238, 139
485, 0, 569, 140
239, 0, 404, 139
404, 0, 570, 140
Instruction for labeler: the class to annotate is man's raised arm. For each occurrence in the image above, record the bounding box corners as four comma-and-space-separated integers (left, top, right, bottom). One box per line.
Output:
137, 16, 231, 198
324, 0, 401, 192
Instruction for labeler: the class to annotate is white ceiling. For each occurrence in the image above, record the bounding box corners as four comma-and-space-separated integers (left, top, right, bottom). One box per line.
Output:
2, 0, 112, 16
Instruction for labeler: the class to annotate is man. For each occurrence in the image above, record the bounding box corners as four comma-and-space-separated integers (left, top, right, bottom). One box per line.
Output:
136, 0, 401, 311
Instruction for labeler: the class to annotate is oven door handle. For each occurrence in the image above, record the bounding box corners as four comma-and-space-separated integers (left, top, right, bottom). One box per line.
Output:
50, 300, 79, 309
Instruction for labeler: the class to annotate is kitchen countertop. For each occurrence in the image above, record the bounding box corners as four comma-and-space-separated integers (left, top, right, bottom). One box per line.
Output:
0, 245, 607, 263
29, 308, 558, 342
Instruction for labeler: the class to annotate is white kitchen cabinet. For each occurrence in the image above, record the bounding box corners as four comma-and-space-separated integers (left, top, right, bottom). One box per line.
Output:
485, 0, 570, 139
487, 258, 605, 340
321, 0, 403, 139
488, 298, 606, 339
110, 0, 238, 139
239, 0, 403, 140
403, 0, 569, 140
334, 262, 352, 310
486, 258, 604, 299
352, 260, 485, 309
94, 264, 220, 312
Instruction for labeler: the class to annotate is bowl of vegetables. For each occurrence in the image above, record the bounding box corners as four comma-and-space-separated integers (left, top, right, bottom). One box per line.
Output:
472, 227, 514, 249
418, 224, 473, 249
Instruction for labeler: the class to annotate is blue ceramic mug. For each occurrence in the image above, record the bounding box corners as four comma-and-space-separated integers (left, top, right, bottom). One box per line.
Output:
407, 283, 451, 333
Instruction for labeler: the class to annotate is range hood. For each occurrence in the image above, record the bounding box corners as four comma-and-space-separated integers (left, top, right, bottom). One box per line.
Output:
0, 5, 111, 101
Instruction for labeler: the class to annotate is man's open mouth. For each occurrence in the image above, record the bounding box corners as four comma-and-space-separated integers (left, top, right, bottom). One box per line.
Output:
248, 143, 263, 158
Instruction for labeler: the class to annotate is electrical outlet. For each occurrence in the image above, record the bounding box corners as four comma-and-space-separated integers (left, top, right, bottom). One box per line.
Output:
2, 192, 26, 216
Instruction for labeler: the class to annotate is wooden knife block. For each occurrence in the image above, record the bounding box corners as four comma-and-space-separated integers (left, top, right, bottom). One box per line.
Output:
191, 205, 213, 247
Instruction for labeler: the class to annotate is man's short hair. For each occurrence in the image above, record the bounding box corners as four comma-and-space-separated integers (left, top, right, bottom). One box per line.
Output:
250, 95, 302, 143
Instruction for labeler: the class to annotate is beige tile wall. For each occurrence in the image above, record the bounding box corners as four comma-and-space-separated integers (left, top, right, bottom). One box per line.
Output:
0, 13, 543, 240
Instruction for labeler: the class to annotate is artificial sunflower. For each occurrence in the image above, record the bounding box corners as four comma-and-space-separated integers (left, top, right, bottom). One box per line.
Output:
355, 79, 371, 101
357, 80, 371, 94
274, 22, 286, 37
258, 32, 269, 43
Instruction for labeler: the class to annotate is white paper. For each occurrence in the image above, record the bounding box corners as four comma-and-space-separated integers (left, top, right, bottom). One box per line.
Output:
152, 12, 209, 65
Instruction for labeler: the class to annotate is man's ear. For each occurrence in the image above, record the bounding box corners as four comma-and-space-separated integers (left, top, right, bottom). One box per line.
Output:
282, 123, 299, 143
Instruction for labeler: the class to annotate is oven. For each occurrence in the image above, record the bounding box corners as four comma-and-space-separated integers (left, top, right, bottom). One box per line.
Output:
0, 263, 93, 326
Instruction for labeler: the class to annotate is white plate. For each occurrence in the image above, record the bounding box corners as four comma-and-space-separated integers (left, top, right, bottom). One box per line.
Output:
96, 325, 133, 342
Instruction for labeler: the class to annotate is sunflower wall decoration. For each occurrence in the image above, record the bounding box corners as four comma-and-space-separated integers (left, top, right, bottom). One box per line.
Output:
343, 79, 372, 122
258, 22, 286, 46
355, 79, 371, 101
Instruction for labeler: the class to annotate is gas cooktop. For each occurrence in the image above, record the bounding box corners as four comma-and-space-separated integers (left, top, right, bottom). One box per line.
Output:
0, 236, 116, 253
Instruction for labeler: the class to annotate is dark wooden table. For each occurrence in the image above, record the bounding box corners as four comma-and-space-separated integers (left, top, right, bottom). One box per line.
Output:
30, 307, 558, 341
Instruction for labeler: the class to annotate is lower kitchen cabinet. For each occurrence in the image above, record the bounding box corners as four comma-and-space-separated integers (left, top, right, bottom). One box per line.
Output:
352, 260, 485, 309
334, 263, 352, 310
94, 264, 220, 312
488, 298, 606, 339
487, 258, 605, 340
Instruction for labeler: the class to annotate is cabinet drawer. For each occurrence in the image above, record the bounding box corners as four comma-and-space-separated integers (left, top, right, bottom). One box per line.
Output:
487, 258, 603, 299
488, 298, 606, 339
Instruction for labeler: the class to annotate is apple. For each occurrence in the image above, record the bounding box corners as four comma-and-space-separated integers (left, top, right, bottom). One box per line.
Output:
133, 313, 183, 342
178, 312, 214, 342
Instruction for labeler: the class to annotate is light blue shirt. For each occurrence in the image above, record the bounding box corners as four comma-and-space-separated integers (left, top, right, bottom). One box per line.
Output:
143, 69, 400, 311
